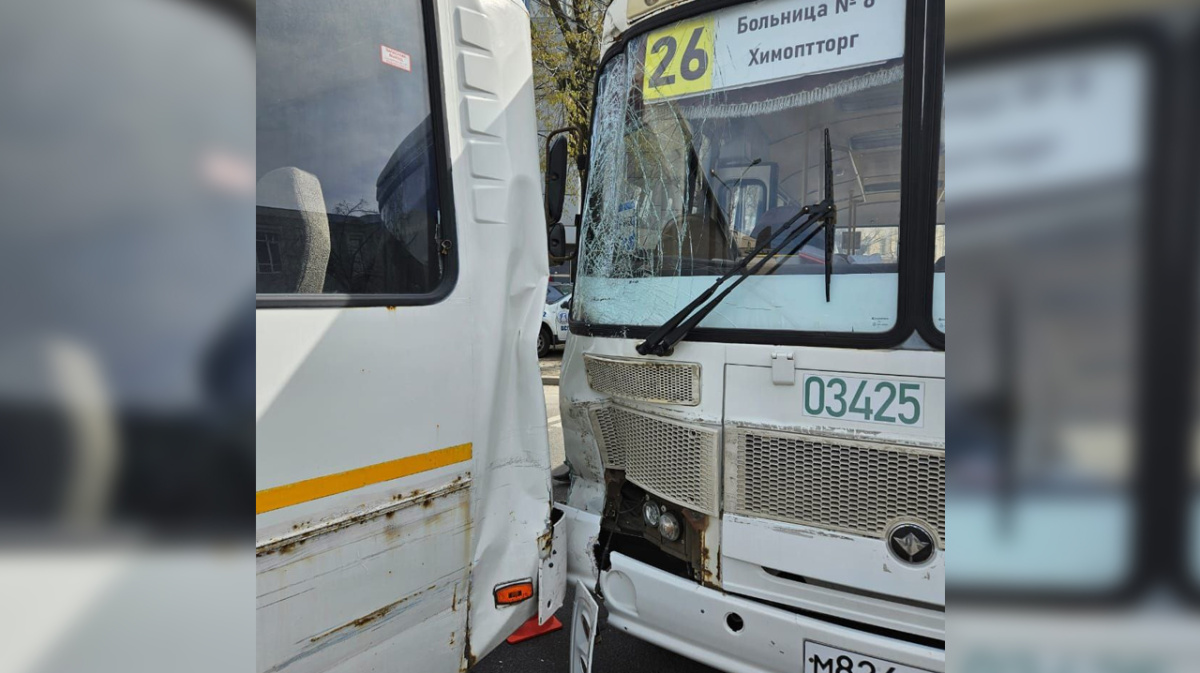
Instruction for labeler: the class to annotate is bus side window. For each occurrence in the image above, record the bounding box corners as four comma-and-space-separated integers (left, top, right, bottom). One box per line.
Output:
256, 0, 450, 299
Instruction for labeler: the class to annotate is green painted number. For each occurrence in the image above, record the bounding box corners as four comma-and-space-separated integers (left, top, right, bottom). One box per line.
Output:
848, 380, 873, 420
898, 383, 921, 425
804, 376, 825, 415
874, 381, 897, 422
825, 378, 848, 417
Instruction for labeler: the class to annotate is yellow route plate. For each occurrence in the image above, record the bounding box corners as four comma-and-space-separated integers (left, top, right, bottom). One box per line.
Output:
643, 16, 715, 101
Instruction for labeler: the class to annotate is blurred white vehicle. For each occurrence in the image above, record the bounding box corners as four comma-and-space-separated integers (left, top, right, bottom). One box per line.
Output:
540, 286, 571, 358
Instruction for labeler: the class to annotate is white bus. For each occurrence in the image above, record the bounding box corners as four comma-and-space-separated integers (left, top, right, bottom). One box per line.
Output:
255, 0, 564, 669
555, 0, 945, 671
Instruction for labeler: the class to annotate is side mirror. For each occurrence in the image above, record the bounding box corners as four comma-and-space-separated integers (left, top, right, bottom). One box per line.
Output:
545, 136, 569, 226
548, 222, 568, 259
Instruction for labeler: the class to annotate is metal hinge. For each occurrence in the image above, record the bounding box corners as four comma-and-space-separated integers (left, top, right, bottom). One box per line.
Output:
771, 352, 795, 386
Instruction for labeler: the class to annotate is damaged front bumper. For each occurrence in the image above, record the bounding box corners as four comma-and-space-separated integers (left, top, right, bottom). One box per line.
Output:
590, 552, 944, 673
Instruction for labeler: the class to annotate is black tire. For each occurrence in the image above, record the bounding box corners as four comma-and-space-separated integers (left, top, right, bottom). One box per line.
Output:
537, 325, 552, 358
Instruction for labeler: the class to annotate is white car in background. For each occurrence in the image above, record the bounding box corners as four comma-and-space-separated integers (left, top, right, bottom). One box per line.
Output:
539, 285, 571, 357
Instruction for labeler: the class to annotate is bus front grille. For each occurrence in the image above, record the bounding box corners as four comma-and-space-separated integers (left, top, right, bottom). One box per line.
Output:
590, 404, 719, 515
727, 427, 945, 548
583, 354, 701, 406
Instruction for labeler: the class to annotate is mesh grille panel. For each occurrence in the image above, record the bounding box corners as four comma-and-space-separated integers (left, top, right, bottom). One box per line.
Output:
589, 406, 624, 469
591, 404, 719, 514
732, 429, 945, 547
583, 355, 700, 405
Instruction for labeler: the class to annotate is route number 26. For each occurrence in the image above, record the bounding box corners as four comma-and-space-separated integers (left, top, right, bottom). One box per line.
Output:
643, 17, 714, 100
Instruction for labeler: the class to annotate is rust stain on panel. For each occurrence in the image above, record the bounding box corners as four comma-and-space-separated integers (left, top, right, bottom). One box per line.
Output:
461, 593, 476, 672
308, 583, 437, 645
256, 479, 471, 557
692, 512, 719, 589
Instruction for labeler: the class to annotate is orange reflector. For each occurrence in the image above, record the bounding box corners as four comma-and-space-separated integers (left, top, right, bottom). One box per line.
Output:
494, 580, 534, 606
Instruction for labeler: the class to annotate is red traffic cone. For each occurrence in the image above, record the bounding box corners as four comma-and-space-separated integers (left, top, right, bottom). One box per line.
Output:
505, 615, 563, 644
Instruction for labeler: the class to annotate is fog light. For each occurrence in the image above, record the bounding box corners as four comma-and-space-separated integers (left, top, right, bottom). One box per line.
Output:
642, 501, 661, 527
658, 511, 681, 541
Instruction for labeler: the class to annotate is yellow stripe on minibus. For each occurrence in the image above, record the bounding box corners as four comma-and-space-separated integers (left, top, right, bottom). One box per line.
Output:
255, 443, 472, 514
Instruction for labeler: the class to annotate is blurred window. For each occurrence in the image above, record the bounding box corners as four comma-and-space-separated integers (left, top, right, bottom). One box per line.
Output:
256, 0, 449, 296
546, 285, 566, 304
947, 43, 1149, 595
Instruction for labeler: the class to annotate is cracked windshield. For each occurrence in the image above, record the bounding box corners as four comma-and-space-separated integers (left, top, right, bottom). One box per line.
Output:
576, 0, 907, 333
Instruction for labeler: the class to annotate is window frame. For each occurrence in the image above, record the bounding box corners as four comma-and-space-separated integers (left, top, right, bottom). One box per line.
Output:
720, 177, 769, 237
256, 229, 283, 275
568, 0, 945, 350
912, 0, 945, 351
255, 0, 459, 309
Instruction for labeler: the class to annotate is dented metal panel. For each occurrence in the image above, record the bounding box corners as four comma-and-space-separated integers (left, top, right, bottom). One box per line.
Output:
537, 509, 569, 624
559, 335, 946, 636
255, 0, 553, 670
568, 580, 600, 673
256, 481, 471, 673
556, 504, 603, 587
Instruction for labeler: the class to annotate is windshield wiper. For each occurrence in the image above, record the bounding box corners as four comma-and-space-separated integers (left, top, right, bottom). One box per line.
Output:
636, 129, 838, 357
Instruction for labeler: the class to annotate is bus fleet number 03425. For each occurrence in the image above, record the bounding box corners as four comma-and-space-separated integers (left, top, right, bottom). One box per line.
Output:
801, 373, 925, 427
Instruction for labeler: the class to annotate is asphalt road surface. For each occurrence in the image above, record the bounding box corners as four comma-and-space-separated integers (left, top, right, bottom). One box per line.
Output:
476, 351, 720, 672
539, 347, 564, 381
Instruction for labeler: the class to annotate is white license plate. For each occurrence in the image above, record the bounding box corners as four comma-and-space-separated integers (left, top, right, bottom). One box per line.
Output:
803, 641, 933, 673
